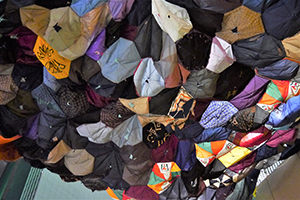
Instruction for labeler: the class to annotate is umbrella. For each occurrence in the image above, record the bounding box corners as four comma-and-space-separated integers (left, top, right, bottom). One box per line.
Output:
11, 63, 43, 92
193, 0, 241, 14
134, 15, 162, 61
213, 62, 255, 101
267, 95, 300, 127
0, 74, 18, 105
108, 0, 135, 22
119, 97, 149, 115
206, 36, 236, 73
262, 0, 300, 40
159, 177, 189, 200
88, 70, 117, 98
42, 68, 61, 92
20, 4, 50, 37
238, 126, 272, 148
125, 0, 151, 26
33, 36, 71, 79
148, 161, 181, 194
70, 0, 107, 17
282, 31, 300, 63
255, 59, 299, 80
218, 146, 252, 168
176, 29, 212, 71
232, 34, 286, 68
0, 0, 22, 35
152, 0, 193, 42
6, 26, 41, 66
98, 37, 141, 83
86, 29, 107, 61
143, 121, 171, 149
216, 5, 265, 44
183, 68, 219, 99
64, 149, 95, 176
166, 0, 223, 37
151, 134, 179, 163
45, 140, 71, 164
125, 186, 159, 200
195, 140, 236, 167
200, 101, 238, 129
242, 0, 277, 13
85, 84, 115, 108
76, 121, 113, 144
230, 75, 270, 110
134, 58, 165, 97
266, 129, 297, 148
174, 139, 196, 171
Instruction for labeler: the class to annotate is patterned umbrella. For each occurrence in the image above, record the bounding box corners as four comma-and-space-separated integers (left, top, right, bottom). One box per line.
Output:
148, 161, 181, 194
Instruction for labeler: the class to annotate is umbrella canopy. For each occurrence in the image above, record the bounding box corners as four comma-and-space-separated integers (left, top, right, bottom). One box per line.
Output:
266, 129, 297, 148
20, 4, 50, 37
86, 29, 106, 61
45, 140, 71, 164
174, 139, 196, 172
195, 140, 236, 167
206, 36, 236, 73
125, 0, 151, 26
33, 36, 71, 79
151, 134, 179, 163
230, 75, 270, 110
193, 0, 241, 14
238, 126, 272, 148
64, 149, 95, 176
255, 59, 299, 80
143, 121, 171, 149
6, 26, 41, 66
200, 101, 238, 129
125, 186, 159, 200
242, 0, 277, 13
134, 15, 162, 61
119, 97, 149, 115
166, 0, 223, 37
148, 162, 181, 194
134, 58, 165, 97
282, 31, 300, 63
176, 29, 212, 71
98, 37, 141, 83
108, 0, 135, 22
159, 177, 189, 200
70, 0, 107, 17
216, 5, 265, 44
183, 68, 219, 99
88, 70, 117, 98
152, 0, 193, 42
262, 0, 300, 40
218, 146, 252, 168
0, 74, 18, 105
232, 34, 286, 69
0, 0, 22, 35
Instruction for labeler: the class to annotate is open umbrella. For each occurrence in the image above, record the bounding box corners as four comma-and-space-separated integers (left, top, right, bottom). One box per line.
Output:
0, 0, 22, 35
206, 36, 236, 74
183, 68, 219, 99
33, 36, 71, 79
230, 75, 270, 110
232, 34, 286, 69
148, 162, 181, 194
195, 140, 236, 167
134, 58, 165, 97
193, 0, 241, 14
159, 177, 189, 200
88, 70, 117, 98
176, 29, 212, 71
282, 31, 300, 63
20, 4, 50, 37
152, 0, 193, 42
108, 0, 135, 22
98, 37, 141, 84
262, 0, 300, 40
216, 5, 265, 44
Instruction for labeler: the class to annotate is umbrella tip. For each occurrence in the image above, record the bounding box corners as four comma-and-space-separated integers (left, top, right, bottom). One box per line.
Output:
231, 27, 238, 34
53, 23, 62, 33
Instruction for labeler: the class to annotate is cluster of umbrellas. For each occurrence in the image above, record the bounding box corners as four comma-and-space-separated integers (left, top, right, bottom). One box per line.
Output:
1, 0, 300, 199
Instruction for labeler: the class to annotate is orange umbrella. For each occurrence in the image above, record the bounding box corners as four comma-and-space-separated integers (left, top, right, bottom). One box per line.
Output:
33, 36, 71, 79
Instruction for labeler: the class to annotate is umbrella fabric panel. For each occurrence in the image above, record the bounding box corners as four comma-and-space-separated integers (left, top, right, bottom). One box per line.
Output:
174, 139, 196, 171
176, 29, 212, 71
206, 36, 236, 74
230, 75, 270, 110
0, 75, 19, 105
125, 186, 159, 200
125, 0, 151, 26
0, 0, 22, 35
282, 31, 300, 63
151, 134, 179, 163
86, 29, 107, 61
134, 58, 165, 97
152, 0, 193, 42
108, 0, 135, 22
119, 97, 149, 115
33, 36, 71, 79
71, 0, 107, 17
88, 70, 117, 98
216, 5, 265, 44
159, 177, 189, 200
262, 0, 300, 40
98, 38, 141, 84
193, 0, 241, 14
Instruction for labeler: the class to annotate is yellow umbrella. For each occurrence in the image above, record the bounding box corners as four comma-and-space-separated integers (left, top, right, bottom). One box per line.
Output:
33, 36, 71, 79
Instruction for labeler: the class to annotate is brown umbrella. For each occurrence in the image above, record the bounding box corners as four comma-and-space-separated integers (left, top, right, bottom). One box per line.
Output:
216, 5, 265, 44
282, 31, 300, 63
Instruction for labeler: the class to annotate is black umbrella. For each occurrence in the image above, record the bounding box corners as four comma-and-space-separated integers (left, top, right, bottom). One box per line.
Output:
159, 177, 189, 200
125, 0, 151, 26
194, 0, 241, 14
166, 0, 223, 37
0, 0, 22, 35
134, 15, 162, 61
232, 34, 286, 69
88, 70, 117, 98
262, 0, 300, 40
